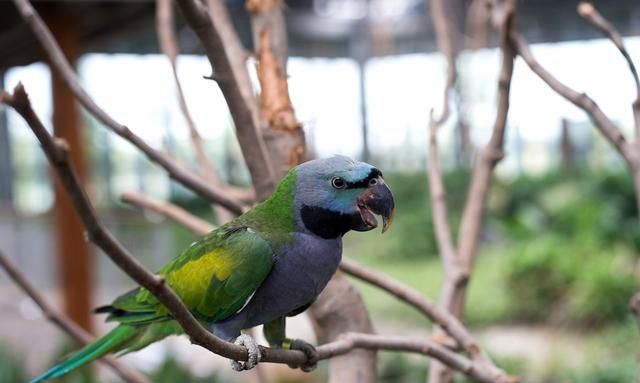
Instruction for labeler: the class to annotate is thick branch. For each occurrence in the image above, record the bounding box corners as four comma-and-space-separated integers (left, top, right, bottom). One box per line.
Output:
0, 250, 151, 383
174, 0, 277, 199
11, 0, 244, 215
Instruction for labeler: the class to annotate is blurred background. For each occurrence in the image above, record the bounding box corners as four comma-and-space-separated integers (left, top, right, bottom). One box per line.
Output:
0, 0, 639, 382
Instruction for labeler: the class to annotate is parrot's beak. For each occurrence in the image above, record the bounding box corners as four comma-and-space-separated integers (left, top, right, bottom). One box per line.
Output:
355, 180, 396, 233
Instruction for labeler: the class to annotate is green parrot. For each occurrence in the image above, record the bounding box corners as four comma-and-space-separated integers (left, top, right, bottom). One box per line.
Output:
31, 155, 395, 382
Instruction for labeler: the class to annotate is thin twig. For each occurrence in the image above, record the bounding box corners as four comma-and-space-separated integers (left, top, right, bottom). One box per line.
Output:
430, 0, 458, 125
11, 0, 244, 215
577, 2, 640, 143
1, 84, 513, 382
0, 250, 151, 383
155, 0, 238, 223
121, 191, 216, 235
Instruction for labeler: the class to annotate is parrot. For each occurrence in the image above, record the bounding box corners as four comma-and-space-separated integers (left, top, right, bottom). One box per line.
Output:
31, 155, 395, 382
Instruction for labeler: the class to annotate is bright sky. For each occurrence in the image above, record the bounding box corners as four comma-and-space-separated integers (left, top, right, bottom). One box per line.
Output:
5, 36, 640, 169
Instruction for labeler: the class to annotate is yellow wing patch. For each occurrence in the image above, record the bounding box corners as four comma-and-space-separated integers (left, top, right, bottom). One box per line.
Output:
164, 249, 236, 308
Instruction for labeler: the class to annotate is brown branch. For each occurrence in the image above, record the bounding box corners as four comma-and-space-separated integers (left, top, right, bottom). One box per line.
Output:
121, 191, 216, 235
156, 0, 237, 223
430, 0, 458, 125
429, 2, 516, 382
0, 250, 151, 383
2, 84, 516, 381
247, 0, 306, 175
319, 332, 513, 383
11, 0, 244, 215
577, 2, 640, 144
510, 32, 635, 165
174, 0, 277, 199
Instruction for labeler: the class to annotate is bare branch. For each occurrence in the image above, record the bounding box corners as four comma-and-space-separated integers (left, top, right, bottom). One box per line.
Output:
428, 2, 516, 382
121, 191, 215, 235
577, 2, 640, 143
11, 0, 244, 215
430, 0, 458, 125
318, 332, 513, 383
509, 32, 636, 166
427, 115, 458, 271
174, 0, 277, 199
0, 250, 151, 383
155, 0, 238, 223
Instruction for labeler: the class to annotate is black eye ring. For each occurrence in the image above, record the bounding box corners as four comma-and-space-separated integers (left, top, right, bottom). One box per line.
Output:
331, 177, 347, 189
369, 178, 378, 186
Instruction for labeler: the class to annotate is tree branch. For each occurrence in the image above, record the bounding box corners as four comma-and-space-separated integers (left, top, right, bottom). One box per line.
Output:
174, 0, 277, 199
429, 2, 516, 381
11, 0, 244, 215
0, 250, 151, 383
577, 2, 640, 147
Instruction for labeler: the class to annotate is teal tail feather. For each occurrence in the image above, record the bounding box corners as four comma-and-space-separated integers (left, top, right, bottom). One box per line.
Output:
30, 325, 136, 383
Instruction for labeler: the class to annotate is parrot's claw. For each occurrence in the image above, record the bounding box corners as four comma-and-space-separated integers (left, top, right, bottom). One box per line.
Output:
231, 334, 262, 371
288, 339, 318, 372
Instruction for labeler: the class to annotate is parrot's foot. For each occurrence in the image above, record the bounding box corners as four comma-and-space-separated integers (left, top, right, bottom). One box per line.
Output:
231, 334, 262, 371
288, 339, 318, 372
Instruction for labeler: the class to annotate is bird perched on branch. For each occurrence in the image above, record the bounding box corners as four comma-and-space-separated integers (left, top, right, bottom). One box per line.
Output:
32, 155, 395, 382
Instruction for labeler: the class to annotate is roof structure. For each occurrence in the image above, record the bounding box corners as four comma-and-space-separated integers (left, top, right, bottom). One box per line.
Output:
0, 0, 639, 70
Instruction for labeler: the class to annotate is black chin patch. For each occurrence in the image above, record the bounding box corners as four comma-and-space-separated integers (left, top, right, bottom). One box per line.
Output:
301, 205, 360, 239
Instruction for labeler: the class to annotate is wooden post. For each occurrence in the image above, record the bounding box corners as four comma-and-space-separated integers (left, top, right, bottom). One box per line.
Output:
47, 9, 93, 333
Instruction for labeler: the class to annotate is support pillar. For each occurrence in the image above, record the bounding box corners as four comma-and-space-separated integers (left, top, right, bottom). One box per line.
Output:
48, 10, 93, 332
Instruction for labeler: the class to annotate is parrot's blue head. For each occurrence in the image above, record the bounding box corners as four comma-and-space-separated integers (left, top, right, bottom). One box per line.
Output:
293, 155, 395, 239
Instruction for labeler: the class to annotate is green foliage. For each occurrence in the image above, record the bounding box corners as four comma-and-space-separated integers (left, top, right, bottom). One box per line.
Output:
147, 354, 224, 383
565, 357, 638, 383
0, 342, 27, 383
505, 234, 577, 322
497, 171, 640, 327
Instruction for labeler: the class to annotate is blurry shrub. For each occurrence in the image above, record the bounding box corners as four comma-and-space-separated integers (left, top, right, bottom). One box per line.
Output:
566, 357, 638, 383
505, 234, 577, 322
568, 257, 638, 326
496, 171, 639, 326
147, 354, 223, 383
0, 342, 27, 383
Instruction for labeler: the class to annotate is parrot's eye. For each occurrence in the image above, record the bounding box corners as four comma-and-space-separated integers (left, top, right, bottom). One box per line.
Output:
369, 178, 378, 186
331, 177, 347, 189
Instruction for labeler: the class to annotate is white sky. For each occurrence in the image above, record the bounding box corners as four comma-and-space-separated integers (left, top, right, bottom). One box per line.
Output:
4, 36, 640, 166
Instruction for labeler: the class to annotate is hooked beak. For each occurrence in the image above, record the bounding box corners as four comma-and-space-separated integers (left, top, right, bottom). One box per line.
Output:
354, 181, 396, 233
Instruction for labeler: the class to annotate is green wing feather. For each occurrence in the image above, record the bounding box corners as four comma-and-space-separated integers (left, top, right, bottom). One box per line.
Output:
100, 225, 274, 325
